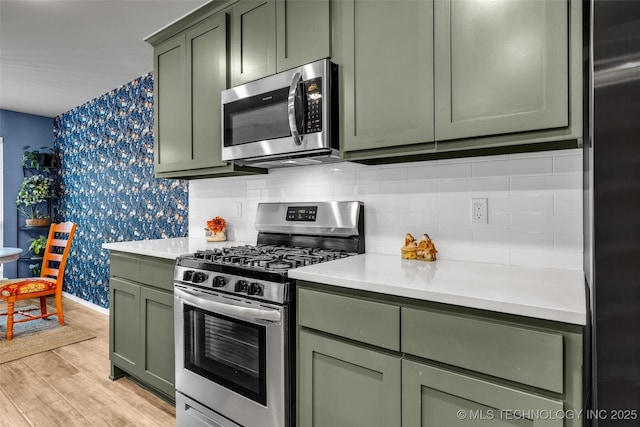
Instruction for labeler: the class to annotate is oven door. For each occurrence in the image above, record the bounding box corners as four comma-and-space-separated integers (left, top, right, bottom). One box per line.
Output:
174, 285, 288, 427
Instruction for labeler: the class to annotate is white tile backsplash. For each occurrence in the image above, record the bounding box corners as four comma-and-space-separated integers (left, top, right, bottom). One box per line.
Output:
356, 167, 408, 183
510, 174, 582, 192
472, 157, 553, 177
553, 153, 583, 174
380, 180, 439, 195
190, 149, 583, 270
511, 212, 582, 234
408, 162, 472, 180
440, 177, 510, 193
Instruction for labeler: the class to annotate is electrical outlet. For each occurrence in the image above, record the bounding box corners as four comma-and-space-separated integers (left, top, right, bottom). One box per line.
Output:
471, 198, 488, 225
235, 202, 242, 218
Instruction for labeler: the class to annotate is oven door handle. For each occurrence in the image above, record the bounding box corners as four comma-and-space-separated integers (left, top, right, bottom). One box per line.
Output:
175, 287, 282, 322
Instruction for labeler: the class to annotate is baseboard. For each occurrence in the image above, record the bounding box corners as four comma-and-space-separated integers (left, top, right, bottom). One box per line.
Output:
63, 291, 109, 316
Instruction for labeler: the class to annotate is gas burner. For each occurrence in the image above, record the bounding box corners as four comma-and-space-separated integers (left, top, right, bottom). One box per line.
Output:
266, 261, 294, 270
188, 245, 357, 274
271, 247, 309, 257
311, 249, 353, 261
285, 255, 323, 267
248, 255, 278, 268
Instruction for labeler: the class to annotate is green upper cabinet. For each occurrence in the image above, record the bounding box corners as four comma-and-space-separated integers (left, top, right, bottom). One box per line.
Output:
434, 0, 568, 141
337, 0, 435, 155
231, 0, 330, 86
154, 35, 189, 173
231, 0, 277, 86
341, 0, 582, 164
276, 0, 331, 72
149, 7, 266, 179
185, 15, 229, 171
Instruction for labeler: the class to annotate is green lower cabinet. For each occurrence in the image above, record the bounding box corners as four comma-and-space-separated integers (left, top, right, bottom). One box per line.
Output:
109, 278, 141, 374
402, 360, 563, 427
139, 286, 175, 397
298, 329, 402, 427
109, 253, 175, 402
297, 282, 583, 427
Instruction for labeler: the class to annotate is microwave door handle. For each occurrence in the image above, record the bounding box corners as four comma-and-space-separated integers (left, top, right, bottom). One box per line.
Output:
287, 71, 302, 145
175, 287, 281, 322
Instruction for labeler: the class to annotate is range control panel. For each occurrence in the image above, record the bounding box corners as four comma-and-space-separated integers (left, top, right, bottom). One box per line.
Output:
174, 266, 288, 304
286, 206, 318, 221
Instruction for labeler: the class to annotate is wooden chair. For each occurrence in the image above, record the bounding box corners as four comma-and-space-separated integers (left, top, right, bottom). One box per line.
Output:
0, 222, 77, 340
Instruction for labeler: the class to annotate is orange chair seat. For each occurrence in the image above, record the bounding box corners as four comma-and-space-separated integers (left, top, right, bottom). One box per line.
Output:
0, 278, 57, 297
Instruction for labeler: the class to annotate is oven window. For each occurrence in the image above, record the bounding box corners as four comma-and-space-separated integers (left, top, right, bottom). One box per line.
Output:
184, 305, 267, 405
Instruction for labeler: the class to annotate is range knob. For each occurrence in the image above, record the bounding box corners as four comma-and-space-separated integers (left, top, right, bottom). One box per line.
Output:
249, 282, 263, 296
213, 276, 226, 287
193, 272, 208, 283
235, 280, 249, 293
182, 270, 194, 282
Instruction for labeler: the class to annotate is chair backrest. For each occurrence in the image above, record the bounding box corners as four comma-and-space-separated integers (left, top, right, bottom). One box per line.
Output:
40, 222, 77, 287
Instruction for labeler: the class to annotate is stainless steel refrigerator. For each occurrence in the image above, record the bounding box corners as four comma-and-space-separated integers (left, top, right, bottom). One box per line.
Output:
587, 0, 640, 424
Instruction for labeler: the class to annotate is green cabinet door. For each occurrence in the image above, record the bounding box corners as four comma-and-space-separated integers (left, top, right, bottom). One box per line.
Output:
109, 278, 141, 375
298, 329, 401, 427
154, 34, 189, 174
140, 286, 175, 399
184, 13, 229, 172
231, 0, 277, 86
402, 359, 564, 427
109, 253, 176, 402
434, 0, 569, 141
151, 11, 266, 179
276, 0, 330, 72
338, 0, 434, 155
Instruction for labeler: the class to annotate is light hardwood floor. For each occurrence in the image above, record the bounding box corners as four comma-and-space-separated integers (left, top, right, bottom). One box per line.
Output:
0, 298, 176, 427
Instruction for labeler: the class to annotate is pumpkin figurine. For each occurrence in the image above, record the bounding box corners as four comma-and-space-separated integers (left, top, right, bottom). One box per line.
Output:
401, 233, 418, 259
417, 233, 437, 262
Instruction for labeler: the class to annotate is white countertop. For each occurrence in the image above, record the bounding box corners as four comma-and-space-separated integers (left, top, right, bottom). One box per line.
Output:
289, 254, 586, 325
102, 238, 586, 325
102, 237, 253, 260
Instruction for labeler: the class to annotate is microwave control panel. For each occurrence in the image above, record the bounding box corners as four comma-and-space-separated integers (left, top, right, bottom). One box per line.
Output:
305, 77, 323, 133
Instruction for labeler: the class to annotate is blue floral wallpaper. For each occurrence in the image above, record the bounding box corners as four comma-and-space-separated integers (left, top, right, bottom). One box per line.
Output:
54, 73, 188, 308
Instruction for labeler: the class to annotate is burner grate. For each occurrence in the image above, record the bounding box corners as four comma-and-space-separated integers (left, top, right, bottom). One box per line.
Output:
190, 245, 356, 274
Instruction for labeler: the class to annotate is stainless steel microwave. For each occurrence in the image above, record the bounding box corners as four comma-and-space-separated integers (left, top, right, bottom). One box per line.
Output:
221, 59, 338, 168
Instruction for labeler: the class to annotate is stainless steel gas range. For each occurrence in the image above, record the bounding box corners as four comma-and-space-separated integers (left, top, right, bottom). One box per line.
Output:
173, 201, 364, 427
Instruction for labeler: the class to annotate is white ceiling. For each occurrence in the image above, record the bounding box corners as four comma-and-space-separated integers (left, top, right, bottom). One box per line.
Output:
0, 0, 210, 118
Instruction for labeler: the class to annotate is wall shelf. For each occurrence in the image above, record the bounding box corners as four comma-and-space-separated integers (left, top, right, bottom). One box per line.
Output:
16, 159, 59, 277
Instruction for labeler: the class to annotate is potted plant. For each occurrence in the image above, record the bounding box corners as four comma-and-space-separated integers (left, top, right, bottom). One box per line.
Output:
205, 216, 227, 242
28, 235, 48, 257
22, 145, 57, 170
16, 174, 54, 226
28, 263, 41, 277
